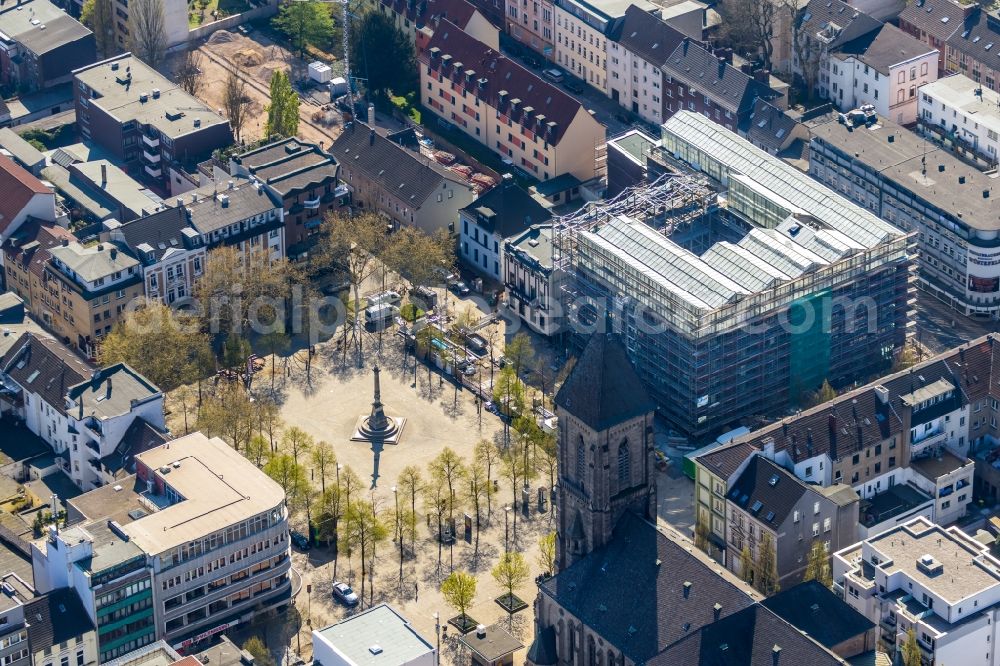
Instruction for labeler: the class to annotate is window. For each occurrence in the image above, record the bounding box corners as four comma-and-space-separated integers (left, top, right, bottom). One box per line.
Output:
812, 522, 820, 536
813, 501, 820, 515
793, 510, 800, 523
617, 440, 629, 486
823, 517, 831, 532
576, 436, 586, 482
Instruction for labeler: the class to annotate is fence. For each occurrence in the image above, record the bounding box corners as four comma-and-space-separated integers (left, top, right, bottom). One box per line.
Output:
187, 2, 279, 42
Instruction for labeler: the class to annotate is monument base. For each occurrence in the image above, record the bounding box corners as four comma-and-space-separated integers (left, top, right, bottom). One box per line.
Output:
350, 415, 406, 445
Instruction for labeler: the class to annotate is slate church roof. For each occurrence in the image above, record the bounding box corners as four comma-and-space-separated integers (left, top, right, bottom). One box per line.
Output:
554, 331, 654, 430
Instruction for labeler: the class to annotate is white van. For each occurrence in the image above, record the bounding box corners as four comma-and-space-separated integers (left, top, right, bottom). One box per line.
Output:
365, 303, 398, 330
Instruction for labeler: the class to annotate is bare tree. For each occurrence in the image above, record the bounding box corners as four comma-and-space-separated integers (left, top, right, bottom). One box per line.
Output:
128, 0, 167, 68
223, 69, 250, 143
176, 48, 204, 97
718, 0, 777, 71
81, 0, 116, 59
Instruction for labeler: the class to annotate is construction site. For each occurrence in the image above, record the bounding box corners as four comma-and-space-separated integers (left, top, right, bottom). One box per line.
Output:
553, 111, 917, 444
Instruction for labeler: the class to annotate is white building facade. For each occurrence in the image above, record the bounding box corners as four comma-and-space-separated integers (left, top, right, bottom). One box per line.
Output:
919, 74, 1000, 168
834, 517, 1000, 666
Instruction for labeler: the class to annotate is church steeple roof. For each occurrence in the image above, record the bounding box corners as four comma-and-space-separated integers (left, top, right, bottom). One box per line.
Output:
555, 332, 654, 431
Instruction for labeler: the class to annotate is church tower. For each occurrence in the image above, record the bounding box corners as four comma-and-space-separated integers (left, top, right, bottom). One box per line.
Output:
553, 331, 656, 571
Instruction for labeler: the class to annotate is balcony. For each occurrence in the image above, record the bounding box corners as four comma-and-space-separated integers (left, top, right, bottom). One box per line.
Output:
303, 197, 320, 209
142, 134, 159, 148
142, 150, 161, 164
144, 164, 162, 178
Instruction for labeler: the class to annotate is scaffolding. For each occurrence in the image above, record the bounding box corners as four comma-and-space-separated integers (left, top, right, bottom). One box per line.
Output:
551, 171, 715, 271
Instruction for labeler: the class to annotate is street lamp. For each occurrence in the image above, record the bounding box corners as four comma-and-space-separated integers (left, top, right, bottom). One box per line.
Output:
504, 505, 511, 553
433, 612, 441, 666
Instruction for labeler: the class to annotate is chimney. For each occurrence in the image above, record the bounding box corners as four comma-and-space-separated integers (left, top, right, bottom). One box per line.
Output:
220, 194, 230, 208
772, 645, 781, 666
106, 377, 112, 399
475, 625, 486, 639
762, 437, 775, 461
227, 179, 234, 190
176, 197, 184, 207
61, 238, 68, 247
959, 175, 966, 184
718, 57, 726, 78
754, 69, 770, 83
502, 172, 514, 188
100, 162, 107, 186
713, 603, 722, 620
683, 581, 691, 598
110, 248, 117, 260
985, 190, 991, 199
369, 129, 376, 146
888, 134, 895, 143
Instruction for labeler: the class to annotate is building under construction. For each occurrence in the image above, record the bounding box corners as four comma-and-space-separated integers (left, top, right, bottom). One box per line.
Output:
557, 111, 915, 443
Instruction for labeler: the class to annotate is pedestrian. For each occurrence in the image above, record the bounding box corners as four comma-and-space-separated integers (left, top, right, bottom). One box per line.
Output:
414, 581, 419, 602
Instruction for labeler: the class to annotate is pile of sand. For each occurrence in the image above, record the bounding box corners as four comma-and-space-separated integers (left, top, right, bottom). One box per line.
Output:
207, 29, 235, 44
232, 47, 264, 67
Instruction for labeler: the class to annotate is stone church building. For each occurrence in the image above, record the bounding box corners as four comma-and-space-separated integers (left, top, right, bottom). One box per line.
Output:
524, 331, 854, 666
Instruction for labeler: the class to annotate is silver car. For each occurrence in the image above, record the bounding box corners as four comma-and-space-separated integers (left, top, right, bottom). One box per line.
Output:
332, 581, 359, 607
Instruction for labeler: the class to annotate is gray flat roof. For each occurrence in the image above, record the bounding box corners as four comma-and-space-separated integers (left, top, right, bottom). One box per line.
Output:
0, 0, 89, 54
314, 605, 434, 666
809, 114, 1000, 230
70, 160, 163, 216
75, 54, 228, 140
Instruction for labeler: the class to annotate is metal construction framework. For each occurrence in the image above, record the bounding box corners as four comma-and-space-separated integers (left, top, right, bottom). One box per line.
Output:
551, 172, 714, 271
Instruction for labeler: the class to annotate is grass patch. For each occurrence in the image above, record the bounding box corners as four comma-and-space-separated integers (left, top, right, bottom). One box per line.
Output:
448, 614, 480, 634
390, 93, 422, 125
18, 124, 76, 150
400, 303, 425, 322
189, 0, 250, 27
495, 593, 528, 614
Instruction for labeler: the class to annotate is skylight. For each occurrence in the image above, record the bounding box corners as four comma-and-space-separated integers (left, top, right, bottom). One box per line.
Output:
750, 499, 763, 513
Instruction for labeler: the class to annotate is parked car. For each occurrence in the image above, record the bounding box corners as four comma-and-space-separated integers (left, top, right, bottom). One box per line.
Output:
450, 281, 471, 297
332, 582, 359, 607
368, 290, 402, 307
290, 531, 310, 550
542, 68, 565, 83
523, 52, 543, 69
563, 78, 585, 94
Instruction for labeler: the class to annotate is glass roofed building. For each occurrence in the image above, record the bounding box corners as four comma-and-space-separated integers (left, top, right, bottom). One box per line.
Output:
564, 111, 914, 444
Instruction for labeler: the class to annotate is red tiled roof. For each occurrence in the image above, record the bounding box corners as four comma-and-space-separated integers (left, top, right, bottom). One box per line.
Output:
0, 154, 49, 236
2, 219, 75, 282
421, 21, 585, 146
378, 0, 478, 30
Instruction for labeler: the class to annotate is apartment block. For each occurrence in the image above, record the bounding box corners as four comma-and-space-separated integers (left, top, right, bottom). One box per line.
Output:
421, 22, 606, 182
553, 0, 651, 93
41, 239, 143, 356
0, 0, 95, 92
834, 517, 1000, 665
695, 334, 995, 567
826, 24, 937, 125
808, 112, 1000, 317
725, 455, 859, 589
106, 177, 285, 306
0, 333, 168, 490
794, 0, 883, 100
505, 0, 554, 59
73, 55, 232, 187
32, 432, 292, 656
918, 74, 1000, 168
502, 224, 563, 335
662, 40, 783, 134
330, 123, 476, 233
365, 0, 499, 50
229, 138, 345, 256
459, 173, 551, 281
605, 5, 685, 126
